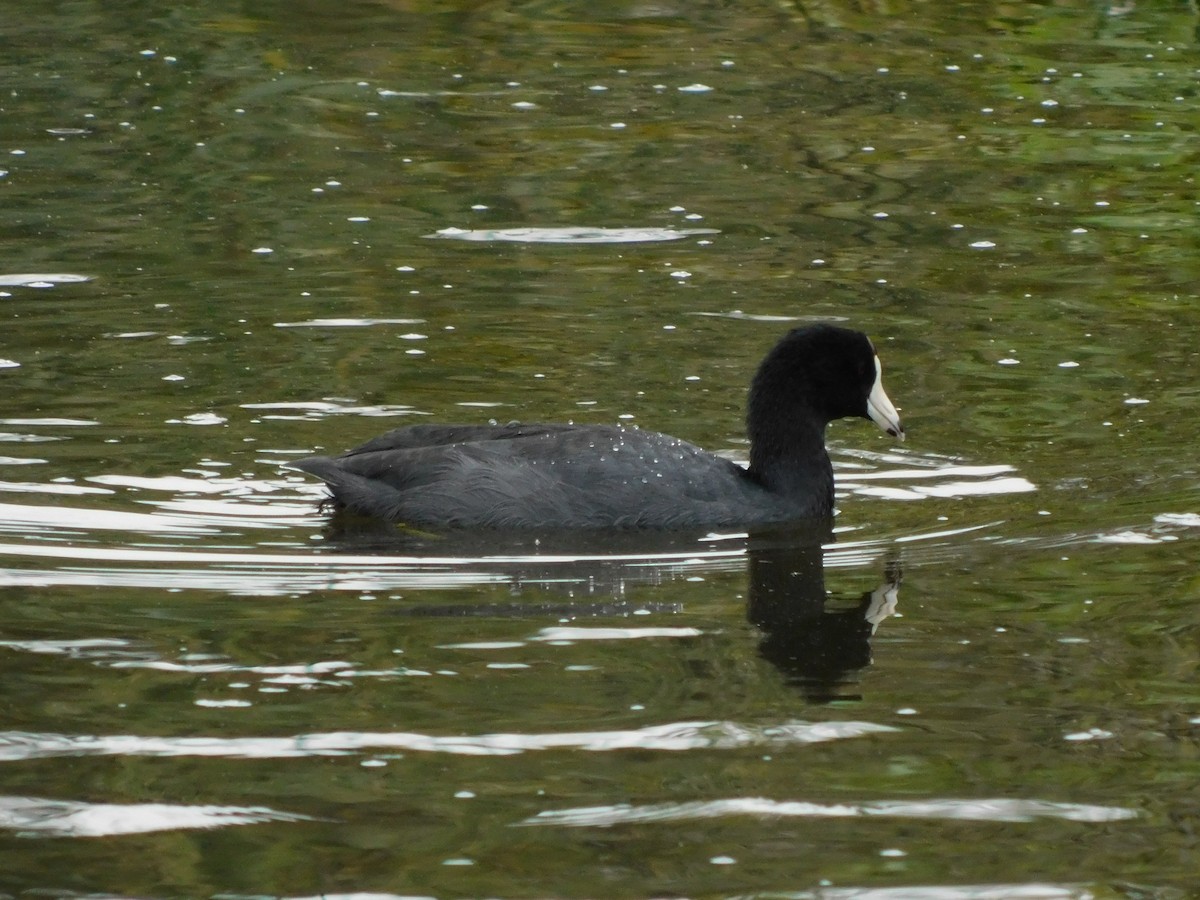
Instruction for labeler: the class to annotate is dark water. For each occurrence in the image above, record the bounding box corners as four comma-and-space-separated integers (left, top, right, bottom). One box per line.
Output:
2, 1, 1199, 897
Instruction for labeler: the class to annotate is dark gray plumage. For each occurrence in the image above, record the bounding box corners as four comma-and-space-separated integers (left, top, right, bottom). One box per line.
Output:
287, 324, 904, 529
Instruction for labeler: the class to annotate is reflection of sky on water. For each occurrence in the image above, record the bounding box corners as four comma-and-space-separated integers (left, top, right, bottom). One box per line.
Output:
0, 795, 316, 838
0, 720, 894, 761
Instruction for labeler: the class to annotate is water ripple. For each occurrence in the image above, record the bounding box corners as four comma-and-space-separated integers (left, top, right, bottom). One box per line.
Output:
722, 884, 1098, 900
841, 463, 1036, 500
0, 794, 315, 837
425, 226, 719, 243
530, 626, 703, 641
0, 720, 895, 761
0, 273, 91, 287
522, 796, 1138, 827
209, 887, 1099, 900
0, 539, 750, 594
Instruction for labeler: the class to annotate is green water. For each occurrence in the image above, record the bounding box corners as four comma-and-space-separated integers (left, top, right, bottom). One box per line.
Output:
2, 1, 1199, 897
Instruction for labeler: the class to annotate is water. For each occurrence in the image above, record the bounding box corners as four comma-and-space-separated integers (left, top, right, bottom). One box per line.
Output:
3, 1, 1200, 896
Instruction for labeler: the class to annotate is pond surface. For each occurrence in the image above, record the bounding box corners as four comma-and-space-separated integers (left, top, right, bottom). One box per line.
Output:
2, 1, 1199, 897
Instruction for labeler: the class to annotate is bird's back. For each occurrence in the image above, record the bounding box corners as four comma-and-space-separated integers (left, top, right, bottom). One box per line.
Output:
289, 422, 811, 528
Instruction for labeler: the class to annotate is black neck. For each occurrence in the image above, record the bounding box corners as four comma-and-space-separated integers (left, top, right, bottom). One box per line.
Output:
747, 413, 834, 516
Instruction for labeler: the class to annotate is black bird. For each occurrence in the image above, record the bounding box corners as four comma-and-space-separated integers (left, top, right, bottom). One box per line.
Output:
287, 323, 904, 528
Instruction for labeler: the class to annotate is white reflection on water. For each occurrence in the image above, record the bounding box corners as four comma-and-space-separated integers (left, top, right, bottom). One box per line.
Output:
0, 638, 408, 693
274, 317, 425, 328
0, 417, 97, 426
726, 884, 1096, 900
1092, 530, 1169, 545
425, 226, 720, 243
852, 477, 1037, 500
0, 273, 91, 287
220, 888, 1096, 900
0, 563, 513, 594
241, 400, 423, 419
0, 537, 751, 594
522, 796, 1137, 827
840, 462, 1036, 501
438, 626, 706, 650
0, 500, 217, 535
0, 445, 1044, 595
0, 516, 994, 593
222, 886, 1091, 900
0, 638, 133, 659
0, 720, 895, 761
89, 473, 278, 494
0, 795, 315, 837
0, 482, 112, 496
530, 626, 704, 641
0, 431, 65, 443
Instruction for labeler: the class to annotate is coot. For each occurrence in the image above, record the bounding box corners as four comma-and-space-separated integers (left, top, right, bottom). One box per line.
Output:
288, 323, 904, 528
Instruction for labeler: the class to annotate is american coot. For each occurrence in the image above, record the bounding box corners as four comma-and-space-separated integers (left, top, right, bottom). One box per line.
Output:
288, 323, 904, 528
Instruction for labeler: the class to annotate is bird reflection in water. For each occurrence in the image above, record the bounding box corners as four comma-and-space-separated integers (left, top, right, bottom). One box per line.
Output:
314, 513, 900, 702
746, 526, 900, 703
